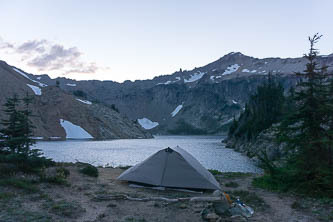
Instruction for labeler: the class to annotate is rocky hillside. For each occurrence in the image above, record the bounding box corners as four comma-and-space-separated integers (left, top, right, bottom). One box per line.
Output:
0, 61, 151, 140
7, 52, 333, 134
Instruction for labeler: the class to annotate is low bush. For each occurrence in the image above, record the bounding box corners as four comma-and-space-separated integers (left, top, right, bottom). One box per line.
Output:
225, 181, 239, 188
41, 167, 70, 185
79, 165, 98, 177
0, 178, 39, 192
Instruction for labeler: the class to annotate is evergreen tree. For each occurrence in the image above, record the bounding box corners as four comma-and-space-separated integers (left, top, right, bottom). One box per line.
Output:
278, 34, 333, 194
229, 74, 285, 141
20, 93, 36, 155
0, 94, 23, 154
0, 94, 35, 156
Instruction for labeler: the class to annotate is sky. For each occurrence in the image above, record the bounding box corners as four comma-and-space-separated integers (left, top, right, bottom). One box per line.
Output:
0, 0, 332, 82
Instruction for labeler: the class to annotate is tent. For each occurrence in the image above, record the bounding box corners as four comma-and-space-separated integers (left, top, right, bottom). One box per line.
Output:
117, 146, 221, 190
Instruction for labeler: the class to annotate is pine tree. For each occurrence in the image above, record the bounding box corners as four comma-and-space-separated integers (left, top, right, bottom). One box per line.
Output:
229, 74, 285, 141
20, 93, 36, 156
278, 34, 333, 193
0, 94, 23, 154
0, 94, 35, 156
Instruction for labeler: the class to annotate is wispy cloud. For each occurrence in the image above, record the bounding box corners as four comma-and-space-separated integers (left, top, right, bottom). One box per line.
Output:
0, 37, 102, 76
0, 37, 14, 49
17, 40, 46, 53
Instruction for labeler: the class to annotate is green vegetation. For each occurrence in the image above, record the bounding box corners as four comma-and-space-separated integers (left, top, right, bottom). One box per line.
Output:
79, 164, 99, 177
208, 169, 222, 175
73, 90, 87, 99
0, 192, 15, 200
0, 94, 54, 174
228, 74, 286, 141
0, 178, 38, 192
209, 170, 252, 179
273, 34, 333, 196
41, 167, 70, 185
225, 181, 239, 188
230, 34, 333, 197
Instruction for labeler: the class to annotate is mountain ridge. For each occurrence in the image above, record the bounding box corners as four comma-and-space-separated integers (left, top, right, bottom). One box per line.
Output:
2, 52, 333, 135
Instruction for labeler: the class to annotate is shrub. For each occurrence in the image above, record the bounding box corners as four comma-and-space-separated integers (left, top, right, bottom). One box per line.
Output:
0, 178, 38, 192
225, 181, 239, 188
79, 165, 98, 177
41, 167, 70, 185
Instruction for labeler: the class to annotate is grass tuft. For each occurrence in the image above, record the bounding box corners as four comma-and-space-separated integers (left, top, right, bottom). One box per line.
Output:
0, 178, 39, 192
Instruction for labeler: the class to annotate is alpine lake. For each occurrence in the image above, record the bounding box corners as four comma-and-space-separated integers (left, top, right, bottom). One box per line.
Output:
34, 135, 261, 173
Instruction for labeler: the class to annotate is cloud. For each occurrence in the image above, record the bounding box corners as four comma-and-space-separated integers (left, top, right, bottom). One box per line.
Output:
0, 37, 14, 49
0, 37, 101, 76
17, 40, 46, 53
63, 62, 99, 75
29, 44, 82, 71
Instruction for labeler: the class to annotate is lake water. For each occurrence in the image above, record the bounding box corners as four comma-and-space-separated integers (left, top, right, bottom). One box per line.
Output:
34, 135, 261, 173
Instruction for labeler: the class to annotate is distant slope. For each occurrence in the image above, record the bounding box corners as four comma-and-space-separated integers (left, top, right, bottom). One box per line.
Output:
4, 52, 333, 135
0, 61, 152, 140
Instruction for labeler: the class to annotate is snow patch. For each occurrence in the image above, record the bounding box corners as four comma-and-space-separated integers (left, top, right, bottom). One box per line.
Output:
232, 100, 238, 104
49, 137, 62, 140
137, 118, 159, 130
67, 83, 77, 87
76, 99, 92, 105
210, 76, 215, 81
242, 69, 250, 73
13, 68, 47, 87
60, 119, 93, 139
26, 84, 42, 95
222, 118, 234, 125
30, 137, 44, 140
157, 77, 181, 85
184, 71, 206, 83
222, 64, 240, 75
171, 104, 183, 117
251, 70, 257, 73
36, 77, 41, 80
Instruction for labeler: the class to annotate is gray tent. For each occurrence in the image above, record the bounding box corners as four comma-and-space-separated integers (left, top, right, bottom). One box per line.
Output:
117, 146, 221, 190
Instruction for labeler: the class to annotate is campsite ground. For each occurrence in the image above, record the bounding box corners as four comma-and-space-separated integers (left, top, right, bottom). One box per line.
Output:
0, 164, 332, 222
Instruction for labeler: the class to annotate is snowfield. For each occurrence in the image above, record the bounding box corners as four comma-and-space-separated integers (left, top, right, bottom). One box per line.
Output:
76, 99, 92, 105
137, 118, 159, 130
232, 100, 238, 104
13, 68, 47, 87
67, 83, 77, 87
26, 84, 42, 95
222, 64, 240, 75
184, 71, 206, 83
60, 119, 93, 139
171, 104, 183, 117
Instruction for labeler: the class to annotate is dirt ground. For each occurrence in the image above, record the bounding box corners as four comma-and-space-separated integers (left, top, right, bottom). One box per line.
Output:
0, 165, 331, 222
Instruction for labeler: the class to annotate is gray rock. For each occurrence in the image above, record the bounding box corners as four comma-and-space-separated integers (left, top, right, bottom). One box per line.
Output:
213, 201, 231, 217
